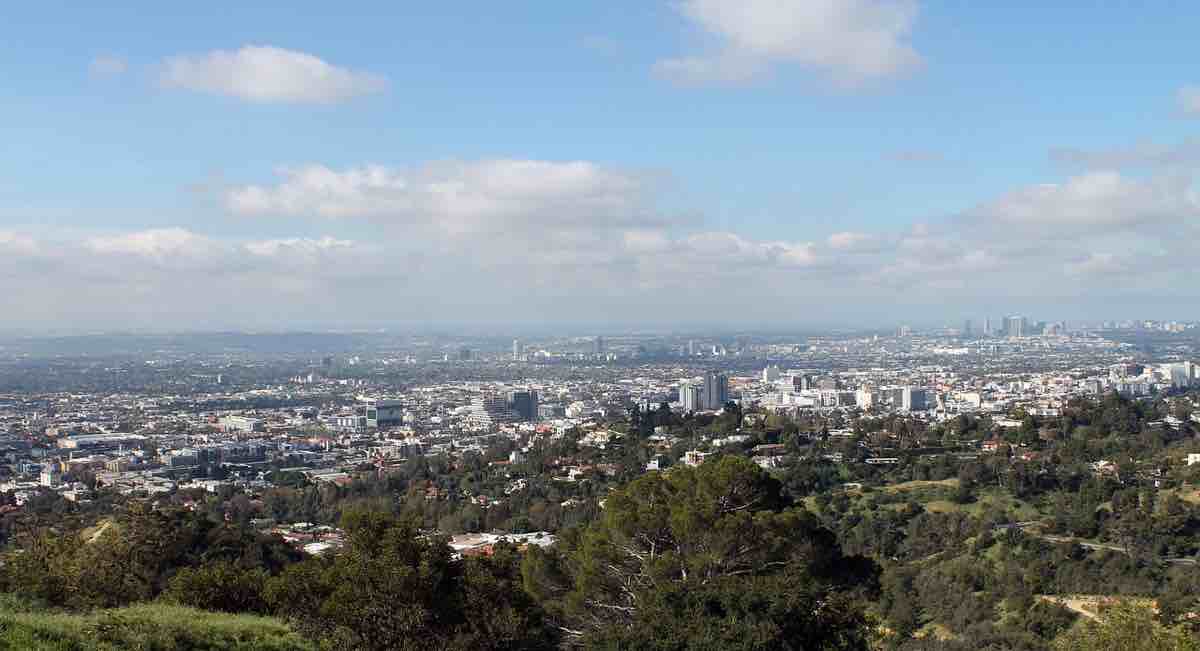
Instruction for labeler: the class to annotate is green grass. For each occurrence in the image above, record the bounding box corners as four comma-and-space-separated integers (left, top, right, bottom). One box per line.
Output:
0, 600, 313, 651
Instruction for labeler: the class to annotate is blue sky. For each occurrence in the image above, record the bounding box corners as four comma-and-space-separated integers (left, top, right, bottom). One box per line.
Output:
2, 1, 1200, 330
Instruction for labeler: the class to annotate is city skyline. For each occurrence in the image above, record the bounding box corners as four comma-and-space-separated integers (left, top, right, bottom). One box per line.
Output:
5, 2, 1200, 328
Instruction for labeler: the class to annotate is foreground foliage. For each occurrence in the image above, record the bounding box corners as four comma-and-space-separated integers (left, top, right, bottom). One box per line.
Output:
524, 456, 877, 650
1053, 602, 1199, 651
266, 509, 557, 651
0, 600, 312, 651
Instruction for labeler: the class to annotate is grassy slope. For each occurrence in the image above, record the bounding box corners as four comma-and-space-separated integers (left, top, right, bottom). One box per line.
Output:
0, 601, 313, 651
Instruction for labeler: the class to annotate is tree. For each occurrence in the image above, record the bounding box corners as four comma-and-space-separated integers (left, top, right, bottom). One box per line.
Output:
266, 508, 555, 651
1053, 601, 1199, 651
525, 455, 875, 649
163, 560, 270, 614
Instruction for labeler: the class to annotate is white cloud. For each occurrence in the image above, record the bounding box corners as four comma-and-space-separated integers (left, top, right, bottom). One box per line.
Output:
967, 171, 1200, 234
88, 55, 127, 77
656, 0, 921, 86
159, 45, 386, 103
621, 229, 672, 254
244, 236, 355, 257
87, 228, 220, 263
0, 231, 38, 255
683, 231, 817, 267
227, 159, 656, 236
1064, 252, 1129, 277
1179, 86, 1200, 116
8, 157, 1200, 330
828, 231, 870, 249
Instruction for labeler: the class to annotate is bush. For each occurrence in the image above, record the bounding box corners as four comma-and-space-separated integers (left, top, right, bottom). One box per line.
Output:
163, 561, 271, 614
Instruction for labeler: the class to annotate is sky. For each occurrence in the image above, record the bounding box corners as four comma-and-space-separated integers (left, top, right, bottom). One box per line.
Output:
3, 1, 1200, 331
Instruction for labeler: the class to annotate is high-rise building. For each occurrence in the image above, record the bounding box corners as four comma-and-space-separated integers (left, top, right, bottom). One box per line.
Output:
963, 320, 973, 337
458, 347, 473, 361
762, 365, 781, 383
1005, 315, 1027, 338
687, 340, 696, 356
512, 339, 522, 360
703, 371, 729, 410
680, 382, 703, 412
593, 336, 606, 355
466, 392, 518, 430
984, 318, 992, 337
357, 397, 404, 429
508, 389, 539, 421
901, 387, 928, 411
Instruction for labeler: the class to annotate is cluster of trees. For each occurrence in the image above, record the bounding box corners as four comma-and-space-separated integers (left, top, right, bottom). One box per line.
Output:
0, 457, 881, 650
522, 456, 877, 649
0, 504, 299, 610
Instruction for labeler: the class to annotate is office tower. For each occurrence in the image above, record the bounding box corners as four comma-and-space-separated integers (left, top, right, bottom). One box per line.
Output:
508, 389, 539, 421
901, 387, 928, 411
687, 340, 696, 356
512, 339, 521, 360
984, 318, 992, 336
762, 365, 781, 382
1005, 315, 1026, 338
357, 397, 404, 429
680, 382, 703, 412
963, 319, 973, 336
703, 371, 729, 410
593, 336, 606, 355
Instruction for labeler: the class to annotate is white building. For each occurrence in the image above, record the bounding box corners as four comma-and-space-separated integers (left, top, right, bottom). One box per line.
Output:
680, 382, 703, 412
221, 415, 264, 433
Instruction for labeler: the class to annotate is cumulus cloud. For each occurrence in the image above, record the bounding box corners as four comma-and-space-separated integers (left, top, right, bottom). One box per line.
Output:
243, 236, 355, 257
227, 159, 657, 235
655, 0, 922, 85
88, 55, 127, 77
1064, 252, 1131, 277
87, 228, 218, 261
159, 45, 386, 103
7, 158, 1200, 329
219, 160, 1200, 318
682, 232, 816, 267
965, 171, 1200, 235
827, 231, 870, 250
